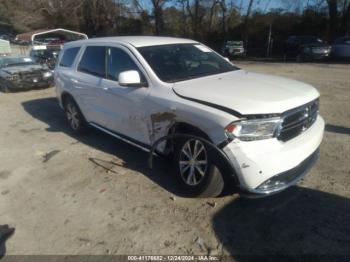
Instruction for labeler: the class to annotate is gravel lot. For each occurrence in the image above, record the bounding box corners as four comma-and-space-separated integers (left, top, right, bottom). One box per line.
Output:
0, 62, 349, 258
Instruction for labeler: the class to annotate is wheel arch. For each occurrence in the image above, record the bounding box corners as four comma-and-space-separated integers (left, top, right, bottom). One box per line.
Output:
165, 121, 240, 193
61, 91, 75, 107
168, 121, 212, 142
161, 121, 213, 156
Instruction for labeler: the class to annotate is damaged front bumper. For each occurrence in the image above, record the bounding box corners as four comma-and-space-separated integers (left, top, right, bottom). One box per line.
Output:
3, 78, 53, 91
239, 148, 319, 197
149, 116, 324, 198
223, 116, 324, 197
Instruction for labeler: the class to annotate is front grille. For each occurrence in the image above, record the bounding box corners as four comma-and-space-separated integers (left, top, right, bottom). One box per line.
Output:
20, 70, 43, 82
278, 99, 319, 141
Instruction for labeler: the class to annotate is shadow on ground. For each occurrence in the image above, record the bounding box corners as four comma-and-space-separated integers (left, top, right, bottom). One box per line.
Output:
326, 124, 350, 135
213, 187, 350, 260
22, 97, 184, 197
0, 225, 15, 259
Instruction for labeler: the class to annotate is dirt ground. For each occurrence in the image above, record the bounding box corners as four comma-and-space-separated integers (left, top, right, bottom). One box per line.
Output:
0, 62, 349, 258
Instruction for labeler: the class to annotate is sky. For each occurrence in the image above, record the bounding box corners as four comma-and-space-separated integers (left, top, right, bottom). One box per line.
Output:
137, 0, 299, 14
240, 0, 290, 13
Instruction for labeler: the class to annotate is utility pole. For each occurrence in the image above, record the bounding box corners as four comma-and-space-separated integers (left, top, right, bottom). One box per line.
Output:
266, 23, 272, 57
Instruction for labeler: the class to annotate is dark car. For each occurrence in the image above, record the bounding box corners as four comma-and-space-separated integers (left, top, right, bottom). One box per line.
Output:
331, 37, 350, 59
0, 55, 53, 93
29, 48, 60, 70
284, 36, 331, 61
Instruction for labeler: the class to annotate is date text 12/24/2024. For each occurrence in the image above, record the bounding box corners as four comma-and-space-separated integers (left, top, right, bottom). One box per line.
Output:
127, 255, 220, 261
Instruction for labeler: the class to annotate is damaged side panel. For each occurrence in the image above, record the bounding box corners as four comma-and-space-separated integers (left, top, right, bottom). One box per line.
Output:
149, 111, 177, 151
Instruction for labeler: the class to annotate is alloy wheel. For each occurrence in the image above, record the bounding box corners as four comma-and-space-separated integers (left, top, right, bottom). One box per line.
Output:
179, 139, 208, 186
66, 103, 80, 130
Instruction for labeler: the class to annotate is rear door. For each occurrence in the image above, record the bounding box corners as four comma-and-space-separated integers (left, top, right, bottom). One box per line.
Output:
55, 46, 81, 102
70, 45, 107, 126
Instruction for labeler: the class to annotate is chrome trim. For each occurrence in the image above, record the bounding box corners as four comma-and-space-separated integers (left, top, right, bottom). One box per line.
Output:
278, 99, 319, 141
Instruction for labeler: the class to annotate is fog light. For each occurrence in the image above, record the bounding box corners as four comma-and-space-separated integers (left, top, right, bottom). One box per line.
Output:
257, 178, 285, 190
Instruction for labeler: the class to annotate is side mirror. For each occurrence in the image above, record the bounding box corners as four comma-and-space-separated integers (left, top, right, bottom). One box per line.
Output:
118, 70, 143, 87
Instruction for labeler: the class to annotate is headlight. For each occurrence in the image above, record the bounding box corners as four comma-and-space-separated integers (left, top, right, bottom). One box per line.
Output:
6, 74, 19, 81
43, 71, 52, 78
225, 117, 282, 141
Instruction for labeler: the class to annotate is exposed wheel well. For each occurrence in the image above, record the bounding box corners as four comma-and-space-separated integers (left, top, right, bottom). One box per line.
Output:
169, 122, 212, 142
61, 92, 75, 107
162, 122, 212, 156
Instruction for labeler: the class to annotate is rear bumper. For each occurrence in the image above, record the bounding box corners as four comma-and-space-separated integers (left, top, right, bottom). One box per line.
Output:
223, 115, 325, 196
310, 53, 330, 59
230, 51, 245, 56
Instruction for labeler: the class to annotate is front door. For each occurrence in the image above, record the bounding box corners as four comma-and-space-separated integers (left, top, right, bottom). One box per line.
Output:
98, 46, 151, 145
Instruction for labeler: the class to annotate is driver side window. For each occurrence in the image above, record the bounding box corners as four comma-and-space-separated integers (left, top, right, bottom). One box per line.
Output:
107, 47, 145, 82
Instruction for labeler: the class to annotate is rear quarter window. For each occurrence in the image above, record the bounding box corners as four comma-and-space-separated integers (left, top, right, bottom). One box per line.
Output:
59, 47, 80, 67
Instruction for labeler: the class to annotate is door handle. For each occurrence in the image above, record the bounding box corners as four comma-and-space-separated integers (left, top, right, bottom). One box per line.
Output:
102, 87, 110, 91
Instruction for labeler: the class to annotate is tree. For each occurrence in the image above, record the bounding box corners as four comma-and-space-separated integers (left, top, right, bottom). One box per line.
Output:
327, 0, 339, 40
243, 0, 255, 44
151, 0, 169, 35
186, 0, 206, 40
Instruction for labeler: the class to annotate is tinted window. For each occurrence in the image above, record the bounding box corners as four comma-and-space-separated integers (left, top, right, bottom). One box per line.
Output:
78, 46, 106, 77
59, 47, 80, 67
138, 44, 238, 83
107, 47, 141, 81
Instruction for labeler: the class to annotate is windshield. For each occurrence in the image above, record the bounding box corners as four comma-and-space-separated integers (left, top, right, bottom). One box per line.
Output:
0, 57, 36, 68
226, 41, 243, 47
300, 36, 324, 44
137, 44, 239, 83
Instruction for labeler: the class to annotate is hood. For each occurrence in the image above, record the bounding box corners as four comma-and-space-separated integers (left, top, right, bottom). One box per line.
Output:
173, 70, 319, 115
1, 64, 45, 74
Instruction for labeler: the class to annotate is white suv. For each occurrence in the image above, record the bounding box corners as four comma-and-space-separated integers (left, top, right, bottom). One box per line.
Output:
55, 36, 324, 198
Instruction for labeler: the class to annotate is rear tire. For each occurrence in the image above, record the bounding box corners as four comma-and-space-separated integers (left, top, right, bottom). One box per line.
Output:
1, 84, 10, 93
64, 97, 88, 134
174, 138, 224, 198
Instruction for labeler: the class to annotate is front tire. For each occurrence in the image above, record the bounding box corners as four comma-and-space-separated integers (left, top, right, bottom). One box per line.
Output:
0, 84, 10, 93
174, 138, 224, 198
64, 97, 88, 134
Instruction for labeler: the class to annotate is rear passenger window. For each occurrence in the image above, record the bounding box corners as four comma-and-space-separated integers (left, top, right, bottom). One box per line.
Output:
107, 47, 143, 81
59, 47, 80, 67
78, 46, 106, 78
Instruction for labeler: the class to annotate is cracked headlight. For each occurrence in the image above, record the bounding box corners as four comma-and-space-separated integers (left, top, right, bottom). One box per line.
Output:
225, 117, 282, 141
6, 74, 19, 81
